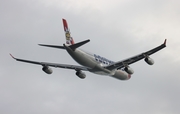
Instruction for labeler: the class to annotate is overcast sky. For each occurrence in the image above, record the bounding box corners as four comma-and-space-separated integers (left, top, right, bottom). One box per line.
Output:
1, 0, 180, 114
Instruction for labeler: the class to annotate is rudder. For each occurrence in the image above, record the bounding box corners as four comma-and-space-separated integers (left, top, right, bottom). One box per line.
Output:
62, 19, 75, 45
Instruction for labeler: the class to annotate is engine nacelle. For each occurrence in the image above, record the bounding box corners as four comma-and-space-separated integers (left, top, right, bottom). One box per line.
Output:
76, 71, 86, 79
42, 66, 53, 74
144, 57, 154, 65
124, 66, 134, 74
112, 70, 131, 80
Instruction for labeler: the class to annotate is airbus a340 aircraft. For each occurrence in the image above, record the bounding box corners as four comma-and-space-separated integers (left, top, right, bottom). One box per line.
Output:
10, 19, 166, 80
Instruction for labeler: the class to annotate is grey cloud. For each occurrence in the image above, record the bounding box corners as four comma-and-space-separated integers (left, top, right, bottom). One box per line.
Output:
1, 0, 180, 114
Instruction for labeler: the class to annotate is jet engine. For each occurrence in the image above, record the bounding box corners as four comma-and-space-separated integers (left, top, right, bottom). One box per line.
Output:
76, 71, 86, 79
124, 66, 134, 74
144, 57, 154, 65
42, 66, 53, 74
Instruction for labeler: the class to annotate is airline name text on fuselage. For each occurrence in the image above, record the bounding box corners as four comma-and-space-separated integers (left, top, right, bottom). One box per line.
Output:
94, 54, 114, 65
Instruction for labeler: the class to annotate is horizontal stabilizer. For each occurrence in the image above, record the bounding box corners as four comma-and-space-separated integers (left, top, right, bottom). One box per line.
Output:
39, 39, 90, 50
69, 39, 90, 50
38, 44, 65, 49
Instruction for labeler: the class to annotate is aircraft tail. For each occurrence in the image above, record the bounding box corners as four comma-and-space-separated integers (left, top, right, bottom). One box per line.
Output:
38, 19, 90, 50
62, 19, 75, 45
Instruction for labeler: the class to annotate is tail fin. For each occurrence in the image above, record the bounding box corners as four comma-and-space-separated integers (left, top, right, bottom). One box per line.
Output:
62, 19, 75, 45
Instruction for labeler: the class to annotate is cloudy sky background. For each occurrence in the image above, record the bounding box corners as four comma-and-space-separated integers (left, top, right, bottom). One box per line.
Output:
1, 0, 180, 113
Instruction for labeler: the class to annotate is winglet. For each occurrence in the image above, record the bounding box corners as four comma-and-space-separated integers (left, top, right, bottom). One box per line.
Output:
164, 39, 167, 45
10, 54, 16, 59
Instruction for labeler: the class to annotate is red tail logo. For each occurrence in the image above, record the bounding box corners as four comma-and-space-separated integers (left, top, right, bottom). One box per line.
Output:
62, 19, 75, 45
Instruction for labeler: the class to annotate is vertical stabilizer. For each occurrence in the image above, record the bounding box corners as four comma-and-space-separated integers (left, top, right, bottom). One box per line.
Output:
62, 19, 75, 45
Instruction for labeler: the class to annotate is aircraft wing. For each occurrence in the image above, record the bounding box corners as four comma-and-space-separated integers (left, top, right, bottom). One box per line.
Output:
10, 54, 89, 71
105, 39, 167, 70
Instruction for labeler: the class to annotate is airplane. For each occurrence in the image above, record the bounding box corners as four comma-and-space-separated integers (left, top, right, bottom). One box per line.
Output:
10, 19, 167, 80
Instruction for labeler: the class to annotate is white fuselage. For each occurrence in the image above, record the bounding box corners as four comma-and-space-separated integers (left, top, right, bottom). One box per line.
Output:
65, 45, 131, 80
